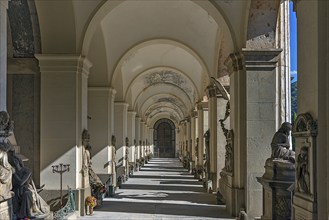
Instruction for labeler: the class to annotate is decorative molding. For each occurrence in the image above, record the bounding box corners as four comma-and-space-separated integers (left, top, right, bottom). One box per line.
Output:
224, 52, 244, 75
206, 85, 217, 98
143, 70, 197, 103
242, 49, 282, 71
292, 112, 318, 137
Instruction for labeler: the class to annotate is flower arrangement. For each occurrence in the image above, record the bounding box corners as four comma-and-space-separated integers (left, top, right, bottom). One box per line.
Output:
85, 196, 97, 208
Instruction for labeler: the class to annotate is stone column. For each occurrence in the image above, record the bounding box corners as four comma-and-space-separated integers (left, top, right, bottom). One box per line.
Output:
244, 49, 281, 218
207, 85, 218, 191
175, 128, 180, 157
149, 128, 154, 157
88, 87, 116, 177
191, 112, 197, 172
217, 95, 230, 189
225, 49, 282, 218
0, 0, 8, 111
127, 111, 136, 174
0, 3, 14, 217
186, 117, 192, 171
225, 53, 246, 217
135, 116, 141, 163
293, 1, 329, 218
114, 102, 128, 179
197, 103, 204, 173
277, 0, 291, 125
140, 120, 145, 159
144, 125, 149, 161
36, 54, 91, 215
181, 122, 187, 157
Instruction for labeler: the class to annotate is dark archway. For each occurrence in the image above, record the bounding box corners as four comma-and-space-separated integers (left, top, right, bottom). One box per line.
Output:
153, 119, 176, 158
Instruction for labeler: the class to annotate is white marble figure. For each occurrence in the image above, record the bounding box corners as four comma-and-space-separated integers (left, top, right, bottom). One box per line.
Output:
0, 146, 13, 201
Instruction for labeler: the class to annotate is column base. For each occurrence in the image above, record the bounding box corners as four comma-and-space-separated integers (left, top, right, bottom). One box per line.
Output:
209, 172, 217, 192
257, 158, 295, 220
219, 170, 244, 217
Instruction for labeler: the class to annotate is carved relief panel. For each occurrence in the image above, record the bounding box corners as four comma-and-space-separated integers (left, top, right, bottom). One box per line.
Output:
292, 113, 317, 219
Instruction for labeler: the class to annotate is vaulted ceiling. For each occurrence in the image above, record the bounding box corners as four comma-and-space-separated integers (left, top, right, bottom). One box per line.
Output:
34, 0, 251, 126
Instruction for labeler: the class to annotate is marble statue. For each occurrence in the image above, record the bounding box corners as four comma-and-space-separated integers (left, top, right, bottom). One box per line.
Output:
81, 129, 105, 205
203, 129, 210, 174
297, 146, 310, 194
0, 145, 13, 202
270, 122, 295, 163
8, 146, 49, 219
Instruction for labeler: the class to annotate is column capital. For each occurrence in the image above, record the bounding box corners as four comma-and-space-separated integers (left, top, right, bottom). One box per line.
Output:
191, 110, 198, 118
35, 54, 92, 78
128, 111, 137, 117
242, 49, 282, 71
206, 85, 217, 98
114, 102, 129, 108
197, 102, 208, 111
225, 52, 244, 75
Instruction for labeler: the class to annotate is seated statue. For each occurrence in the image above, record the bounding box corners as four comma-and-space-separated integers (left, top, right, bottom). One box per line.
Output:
0, 145, 13, 201
8, 146, 50, 219
270, 122, 295, 163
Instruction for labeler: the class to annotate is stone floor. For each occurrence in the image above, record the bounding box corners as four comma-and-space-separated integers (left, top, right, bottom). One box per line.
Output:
78, 158, 234, 220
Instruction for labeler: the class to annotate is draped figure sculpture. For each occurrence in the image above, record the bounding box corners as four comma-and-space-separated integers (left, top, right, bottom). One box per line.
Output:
270, 122, 295, 163
0, 145, 13, 202
82, 129, 105, 206
203, 129, 210, 175
8, 146, 49, 219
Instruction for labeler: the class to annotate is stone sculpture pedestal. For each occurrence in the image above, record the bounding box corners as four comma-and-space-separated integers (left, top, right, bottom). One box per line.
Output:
0, 198, 13, 220
257, 158, 295, 220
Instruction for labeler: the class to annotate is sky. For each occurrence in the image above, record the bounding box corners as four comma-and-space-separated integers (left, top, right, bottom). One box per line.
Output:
290, 1, 297, 83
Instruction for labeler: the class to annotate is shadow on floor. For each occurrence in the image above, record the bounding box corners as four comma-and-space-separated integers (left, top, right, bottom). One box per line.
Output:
112, 190, 216, 205
130, 174, 195, 180
119, 184, 204, 192
95, 200, 232, 219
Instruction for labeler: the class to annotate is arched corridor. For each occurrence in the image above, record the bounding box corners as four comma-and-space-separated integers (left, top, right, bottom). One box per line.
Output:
79, 158, 233, 220
1, 0, 329, 219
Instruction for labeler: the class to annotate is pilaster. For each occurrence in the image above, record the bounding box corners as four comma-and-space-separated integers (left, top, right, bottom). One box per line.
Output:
217, 94, 230, 187
197, 103, 205, 168
36, 54, 92, 216
227, 49, 282, 218
36, 54, 92, 190
114, 102, 129, 178
0, 0, 9, 111
127, 111, 136, 164
207, 85, 218, 191
186, 117, 191, 159
225, 52, 246, 217
191, 111, 197, 166
88, 87, 116, 174
135, 116, 141, 160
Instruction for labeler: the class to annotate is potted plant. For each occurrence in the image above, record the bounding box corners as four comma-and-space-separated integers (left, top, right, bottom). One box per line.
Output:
85, 196, 97, 215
